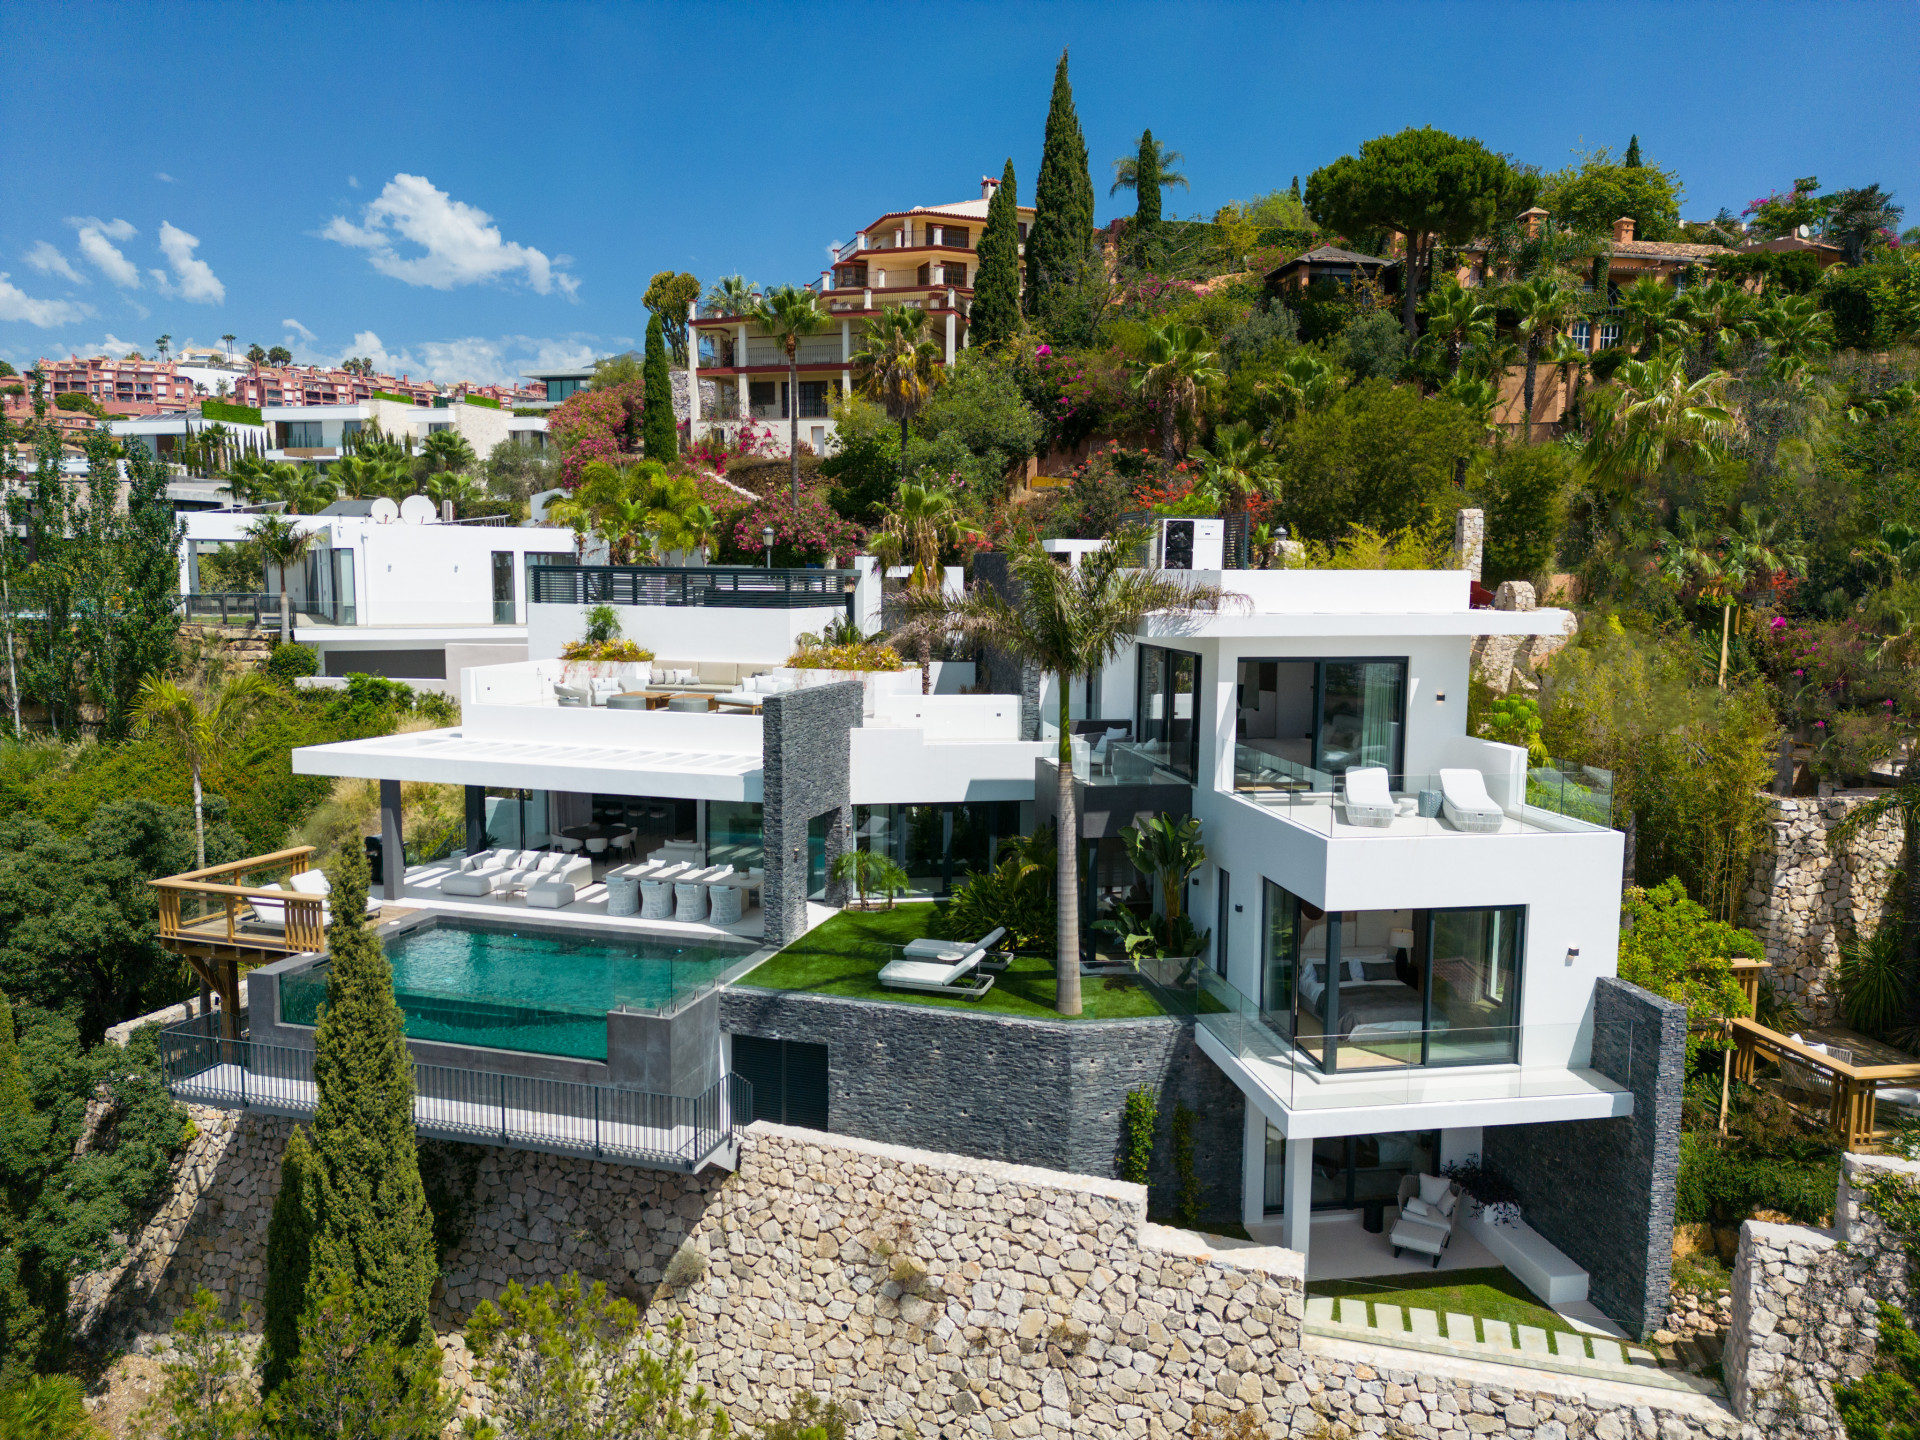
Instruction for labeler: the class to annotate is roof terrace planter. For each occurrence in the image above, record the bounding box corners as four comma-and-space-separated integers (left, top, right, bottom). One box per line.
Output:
528, 564, 858, 611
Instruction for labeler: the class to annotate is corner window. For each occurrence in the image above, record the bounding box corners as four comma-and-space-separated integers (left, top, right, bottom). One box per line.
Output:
1135, 646, 1200, 782
1234, 657, 1406, 789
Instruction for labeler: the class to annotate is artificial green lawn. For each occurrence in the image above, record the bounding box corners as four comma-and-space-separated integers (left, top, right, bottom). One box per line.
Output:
739, 902, 1168, 1020
1308, 1266, 1600, 1356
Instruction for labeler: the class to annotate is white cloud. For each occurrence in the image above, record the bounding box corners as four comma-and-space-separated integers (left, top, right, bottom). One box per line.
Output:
149, 222, 225, 303
283, 318, 319, 344
347, 175, 360, 189
66, 217, 141, 287
155, 171, 175, 183
322, 174, 578, 297
272, 329, 600, 386
24, 242, 85, 285
0, 274, 92, 327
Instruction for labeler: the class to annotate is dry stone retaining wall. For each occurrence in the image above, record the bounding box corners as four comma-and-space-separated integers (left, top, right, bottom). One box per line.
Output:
1722, 1152, 1917, 1437
1741, 794, 1904, 1022
93, 1113, 1761, 1438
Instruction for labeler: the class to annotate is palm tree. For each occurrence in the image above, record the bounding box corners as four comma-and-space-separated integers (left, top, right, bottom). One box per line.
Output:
423, 470, 484, 518
1506, 277, 1578, 441
1109, 135, 1189, 196
1825, 185, 1905, 265
1542, 336, 1589, 426
1676, 279, 1754, 367
420, 429, 479, 476
1440, 376, 1502, 435
135, 671, 277, 868
1421, 287, 1497, 378
1255, 351, 1341, 425
1619, 277, 1689, 358
701, 274, 762, 318
1725, 505, 1806, 684
1580, 352, 1734, 491
248, 514, 320, 643
851, 305, 945, 481
1855, 521, 1920, 585
1133, 323, 1224, 460
1754, 293, 1834, 367
1191, 420, 1277, 510
751, 285, 834, 505
155, 334, 172, 360
221, 333, 236, 358
901, 530, 1227, 1015
262, 463, 339, 516
198, 422, 234, 476
873, 482, 981, 692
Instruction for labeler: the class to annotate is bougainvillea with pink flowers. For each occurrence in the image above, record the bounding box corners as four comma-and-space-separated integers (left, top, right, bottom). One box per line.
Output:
548, 381, 644, 488
717, 487, 866, 567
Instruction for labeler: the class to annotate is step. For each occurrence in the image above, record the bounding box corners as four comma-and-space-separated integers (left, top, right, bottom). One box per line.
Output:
1373, 1304, 1406, 1335
1409, 1308, 1442, 1342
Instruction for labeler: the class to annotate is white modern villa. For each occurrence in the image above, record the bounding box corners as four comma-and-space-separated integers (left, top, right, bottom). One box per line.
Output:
154, 546, 1672, 1337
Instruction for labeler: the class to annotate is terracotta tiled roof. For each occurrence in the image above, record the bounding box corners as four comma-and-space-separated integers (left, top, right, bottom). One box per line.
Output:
1611, 239, 1735, 259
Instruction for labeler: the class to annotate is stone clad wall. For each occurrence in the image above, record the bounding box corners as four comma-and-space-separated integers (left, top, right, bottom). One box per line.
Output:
95, 1115, 1761, 1438
1722, 1153, 1918, 1437
1481, 977, 1687, 1338
1741, 793, 1903, 1022
761, 680, 862, 945
720, 988, 1246, 1222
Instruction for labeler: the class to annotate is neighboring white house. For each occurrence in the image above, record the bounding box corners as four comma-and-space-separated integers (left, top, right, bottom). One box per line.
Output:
263, 397, 542, 465
180, 507, 585, 685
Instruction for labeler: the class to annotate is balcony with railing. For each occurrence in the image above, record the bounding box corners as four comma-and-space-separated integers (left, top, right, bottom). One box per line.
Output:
158, 1017, 748, 1172
527, 564, 858, 611
1231, 753, 1613, 838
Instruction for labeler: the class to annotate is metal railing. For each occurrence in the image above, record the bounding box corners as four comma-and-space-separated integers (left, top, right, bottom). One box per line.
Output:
527, 564, 858, 610
158, 1019, 750, 1170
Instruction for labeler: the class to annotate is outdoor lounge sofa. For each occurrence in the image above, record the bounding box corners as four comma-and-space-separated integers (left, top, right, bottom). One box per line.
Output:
247, 869, 381, 930
879, 928, 1008, 997
1340, 766, 1396, 827
440, 849, 591, 897
1439, 768, 1506, 833
1388, 1173, 1463, 1267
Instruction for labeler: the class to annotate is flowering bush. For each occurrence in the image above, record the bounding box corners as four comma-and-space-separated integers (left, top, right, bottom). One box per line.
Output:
683, 420, 779, 472
549, 382, 643, 488
560, 639, 653, 662
717, 487, 866, 567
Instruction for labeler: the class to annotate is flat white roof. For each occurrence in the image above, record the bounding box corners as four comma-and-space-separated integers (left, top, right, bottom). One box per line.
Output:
293, 727, 762, 801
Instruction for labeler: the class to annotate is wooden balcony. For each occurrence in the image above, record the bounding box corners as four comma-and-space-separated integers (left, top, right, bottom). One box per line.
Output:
1729, 1014, 1920, 1150
153, 847, 330, 1039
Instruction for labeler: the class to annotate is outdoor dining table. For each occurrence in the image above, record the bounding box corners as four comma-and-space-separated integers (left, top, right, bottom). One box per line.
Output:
560, 823, 621, 854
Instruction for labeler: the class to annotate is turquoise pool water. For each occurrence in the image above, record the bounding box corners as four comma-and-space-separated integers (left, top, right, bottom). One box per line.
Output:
279, 923, 746, 1061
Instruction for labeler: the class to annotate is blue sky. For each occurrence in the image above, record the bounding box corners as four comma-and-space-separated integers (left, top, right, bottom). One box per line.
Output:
2, 0, 1915, 385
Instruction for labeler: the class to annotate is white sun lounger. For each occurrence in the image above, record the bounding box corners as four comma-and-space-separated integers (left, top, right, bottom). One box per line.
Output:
1341, 767, 1395, 827
1439, 768, 1506, 833
248, 870, 381, 929
878, 951, 996, 998
900, 926, 1007, 961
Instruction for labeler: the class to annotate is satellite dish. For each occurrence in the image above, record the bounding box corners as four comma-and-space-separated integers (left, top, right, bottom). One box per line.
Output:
369, 497, 400, 524
399, 494, 437, 525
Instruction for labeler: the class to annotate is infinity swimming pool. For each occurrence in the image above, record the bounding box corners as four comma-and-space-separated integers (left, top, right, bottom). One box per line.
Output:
279, 921, 748, 1060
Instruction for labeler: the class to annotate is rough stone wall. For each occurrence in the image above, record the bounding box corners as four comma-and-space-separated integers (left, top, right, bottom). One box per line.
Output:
105, 1116, 1755, 1439
1722, 1153, 1918, 1436
720, 988, 1245, 1223
1482, 977, 1687, 1338
761, 680, 862, 945
1741, 793, 1904, 1022
1469, 581, 1578, 695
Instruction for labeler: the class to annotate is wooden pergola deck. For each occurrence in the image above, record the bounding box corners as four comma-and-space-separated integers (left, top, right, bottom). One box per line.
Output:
154, 847, 330, 1039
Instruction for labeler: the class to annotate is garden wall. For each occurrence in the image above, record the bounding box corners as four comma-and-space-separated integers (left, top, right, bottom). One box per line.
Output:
100, 1114, 1753, 1439
718, 987, 1246, 1223
1740, 792, 1904, 1022
1722, 1152, 1917, 1437
1482, 977, 1688, 1338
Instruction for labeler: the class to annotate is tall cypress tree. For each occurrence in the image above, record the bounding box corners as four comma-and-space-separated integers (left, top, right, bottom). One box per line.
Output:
305, 850, 436, 1351
1130, 129, 1161, 267
971, 159, 1023, 349
1025, 48, 1094, 322
1624, 134, 1643, 168
260, 1124, 318, 1394
641, 313, 677, 460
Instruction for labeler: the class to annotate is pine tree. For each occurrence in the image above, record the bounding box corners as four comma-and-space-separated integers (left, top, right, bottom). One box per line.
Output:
1624, 135, 1643, 169
971, 159, 1023, 349
641, 313, 677, 460
260, 1124, 318, 1394
306, 849, 436, 1352
1025, 48, 1094, 323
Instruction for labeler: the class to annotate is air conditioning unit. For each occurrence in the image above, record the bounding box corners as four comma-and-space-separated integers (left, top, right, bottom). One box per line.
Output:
1152, 517, 1224, 571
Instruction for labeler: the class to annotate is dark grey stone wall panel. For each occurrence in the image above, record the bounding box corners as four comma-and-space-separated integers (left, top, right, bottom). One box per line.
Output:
720, 987, 1245, 1221
760, 681, 862, 946
1483, 976, 1687, 1338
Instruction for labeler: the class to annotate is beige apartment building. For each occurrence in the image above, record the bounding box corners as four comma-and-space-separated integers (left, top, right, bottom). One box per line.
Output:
688, 175, 1033, 455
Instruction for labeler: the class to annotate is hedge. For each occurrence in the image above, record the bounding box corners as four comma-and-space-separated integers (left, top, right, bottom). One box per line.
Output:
200, 399, 262, 425
461, 394, 500, 409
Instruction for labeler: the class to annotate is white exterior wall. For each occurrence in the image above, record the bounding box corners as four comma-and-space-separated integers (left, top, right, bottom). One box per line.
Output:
525, 602, 845, 665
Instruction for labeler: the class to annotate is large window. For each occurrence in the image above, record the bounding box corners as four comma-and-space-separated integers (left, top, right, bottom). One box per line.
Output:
491, 551, 514, 624
1234, 657, 1405, 788
1136, 646, 1201, 782
283, 420, 324, 448
796, 381, 831, 419
1261, 882, 1524, 1072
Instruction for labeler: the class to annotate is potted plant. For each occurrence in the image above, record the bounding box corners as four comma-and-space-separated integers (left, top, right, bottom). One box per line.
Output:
561, 604, 655, 684
1441, 1156, 1524, 1227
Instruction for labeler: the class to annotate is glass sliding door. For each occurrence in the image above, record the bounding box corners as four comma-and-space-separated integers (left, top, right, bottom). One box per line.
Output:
1260, 879, 1299, 1040
1426, 906, 1524, 1065
1315, 660, 1406, 777
1309, 1131, 1439, 1211
1136, 645, 1201, 781
1293, 902, 1338, 1070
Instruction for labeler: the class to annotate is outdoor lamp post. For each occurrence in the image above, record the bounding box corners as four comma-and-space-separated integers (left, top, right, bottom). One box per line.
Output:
763, 525, 775, 569
1274, 525, 1289, 571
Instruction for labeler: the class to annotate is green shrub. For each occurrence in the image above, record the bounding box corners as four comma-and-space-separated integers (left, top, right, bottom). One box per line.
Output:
266, 643, 319, 684
1837, 1303, 1920, 1440
1674, 1131, 1838, 1226
461, 394, 500, 409
1170, 1101, 1200, 1226
1618, 877, 1761, 1058
942, 827, 1057, 954
199, 399, 263, 426
1119, 1085, 1158, 1184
